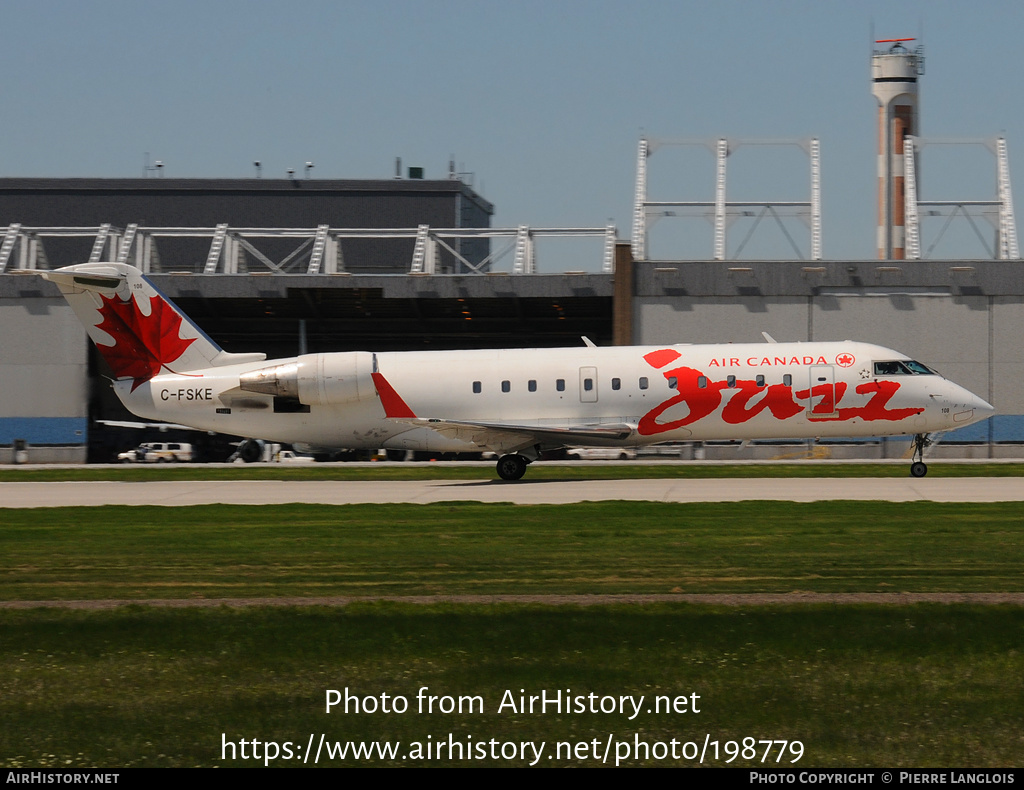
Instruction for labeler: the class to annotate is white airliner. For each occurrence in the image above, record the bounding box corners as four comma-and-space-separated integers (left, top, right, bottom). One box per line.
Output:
44, 262, 994, 480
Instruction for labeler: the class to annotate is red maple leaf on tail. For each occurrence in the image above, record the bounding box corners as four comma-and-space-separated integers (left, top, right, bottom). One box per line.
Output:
94, 294, 197, 391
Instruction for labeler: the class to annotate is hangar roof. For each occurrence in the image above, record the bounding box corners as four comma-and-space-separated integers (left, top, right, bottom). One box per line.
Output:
0, 177, 493, 213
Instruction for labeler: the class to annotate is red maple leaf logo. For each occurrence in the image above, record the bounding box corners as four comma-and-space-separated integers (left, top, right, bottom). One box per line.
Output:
836, 353, 855, 368
94, 294, 196, 390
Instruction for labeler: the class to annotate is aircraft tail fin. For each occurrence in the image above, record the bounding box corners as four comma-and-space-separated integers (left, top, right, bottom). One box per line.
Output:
43, 263, 265, 390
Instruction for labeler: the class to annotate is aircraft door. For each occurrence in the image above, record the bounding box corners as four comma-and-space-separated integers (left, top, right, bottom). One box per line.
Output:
807, 365, 838, 418
579, 366, 598, 403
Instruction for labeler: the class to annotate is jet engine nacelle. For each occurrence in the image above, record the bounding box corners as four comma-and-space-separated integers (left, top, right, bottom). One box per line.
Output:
238, 351, 375, 406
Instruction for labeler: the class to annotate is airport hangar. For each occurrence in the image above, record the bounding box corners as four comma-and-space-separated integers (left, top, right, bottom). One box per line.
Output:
1, 176, 1021, 463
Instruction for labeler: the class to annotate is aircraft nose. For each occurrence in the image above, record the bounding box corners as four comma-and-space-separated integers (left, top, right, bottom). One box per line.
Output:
947, 382, 994, 427
972, 392, 995, 415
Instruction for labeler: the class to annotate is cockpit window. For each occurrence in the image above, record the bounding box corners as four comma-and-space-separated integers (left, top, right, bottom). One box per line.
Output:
874, 360, 936, 376
903, 360, 936, 375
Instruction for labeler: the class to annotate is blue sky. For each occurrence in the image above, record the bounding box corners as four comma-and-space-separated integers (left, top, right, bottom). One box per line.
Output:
3, 0, 1022, 264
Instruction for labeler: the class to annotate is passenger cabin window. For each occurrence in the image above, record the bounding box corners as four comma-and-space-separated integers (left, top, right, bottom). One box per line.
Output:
583, 378, 594, 392
556, 379, 566, 392
472, 381, 481, 394
528, 379, 537, 392
668, 376, 678, 390
611, 378, 621, 391
501, 380, 510, 393
783, 374, 792, 387
639, 377, 649, 390
727, 375, 736, 388
697, 376, 707, 389
756, 374, 765, 387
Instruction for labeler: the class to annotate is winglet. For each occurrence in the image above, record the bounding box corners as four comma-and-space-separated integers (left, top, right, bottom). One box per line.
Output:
371, 372, 417, 418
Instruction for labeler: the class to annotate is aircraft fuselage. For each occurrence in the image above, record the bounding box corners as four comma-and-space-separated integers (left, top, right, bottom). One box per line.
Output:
117, 341, 987, 454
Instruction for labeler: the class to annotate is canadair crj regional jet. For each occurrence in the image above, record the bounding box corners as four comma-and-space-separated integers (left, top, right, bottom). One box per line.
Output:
44, 263, 993, 480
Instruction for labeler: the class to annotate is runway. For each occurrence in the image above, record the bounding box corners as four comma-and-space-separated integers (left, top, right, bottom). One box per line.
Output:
1, 476, 1022, 507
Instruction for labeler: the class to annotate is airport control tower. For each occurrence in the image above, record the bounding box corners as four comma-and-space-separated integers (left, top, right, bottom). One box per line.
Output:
872, 38, 924, 259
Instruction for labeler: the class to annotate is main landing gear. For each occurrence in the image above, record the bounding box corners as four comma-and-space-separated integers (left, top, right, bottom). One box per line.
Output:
496, 454, 530, 481
910, 433, 931, 478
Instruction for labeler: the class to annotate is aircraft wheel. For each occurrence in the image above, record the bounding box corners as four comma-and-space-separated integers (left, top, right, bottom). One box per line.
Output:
496, 454, 528, 481
910, 461, 928, 478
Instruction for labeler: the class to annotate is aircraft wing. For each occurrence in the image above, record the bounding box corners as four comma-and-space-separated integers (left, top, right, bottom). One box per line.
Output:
96, 419, 203, 432
391, 417, 635, 455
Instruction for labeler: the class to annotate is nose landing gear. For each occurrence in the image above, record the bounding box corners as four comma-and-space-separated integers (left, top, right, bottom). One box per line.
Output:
910, 433, 931, 477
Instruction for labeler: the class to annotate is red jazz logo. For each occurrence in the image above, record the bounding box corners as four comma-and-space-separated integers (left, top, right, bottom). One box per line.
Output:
636, 348, 920, 436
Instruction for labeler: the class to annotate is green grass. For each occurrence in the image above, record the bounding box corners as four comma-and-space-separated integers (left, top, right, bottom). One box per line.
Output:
4, 499, 1023, 769
1, 604, 1021, 767
2, 502, 1024, 600
1, 461, 1023, 482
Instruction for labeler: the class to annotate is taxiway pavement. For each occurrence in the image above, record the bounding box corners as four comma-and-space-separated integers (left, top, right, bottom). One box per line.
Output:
1, 476, 1022, 507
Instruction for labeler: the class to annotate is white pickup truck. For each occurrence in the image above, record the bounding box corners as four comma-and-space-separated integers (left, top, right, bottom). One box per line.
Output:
118, 442, 193, 463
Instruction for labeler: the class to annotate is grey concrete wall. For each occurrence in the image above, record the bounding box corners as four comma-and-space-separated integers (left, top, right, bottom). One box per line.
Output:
993, 297, 1024, 416
637, 297, 809, 345
0, 282, 89, 463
